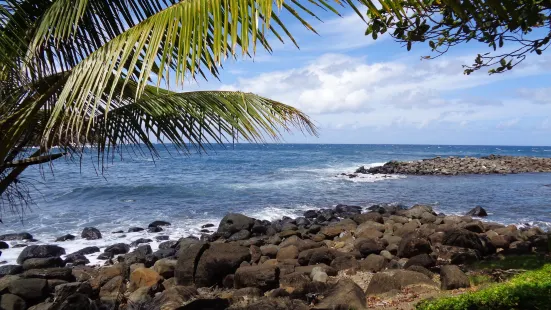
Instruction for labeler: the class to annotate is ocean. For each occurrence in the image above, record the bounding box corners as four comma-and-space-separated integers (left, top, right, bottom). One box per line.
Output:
2, 144, 551, 265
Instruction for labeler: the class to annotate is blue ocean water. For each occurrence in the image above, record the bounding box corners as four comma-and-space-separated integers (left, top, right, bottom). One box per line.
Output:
2, 144, 551, 264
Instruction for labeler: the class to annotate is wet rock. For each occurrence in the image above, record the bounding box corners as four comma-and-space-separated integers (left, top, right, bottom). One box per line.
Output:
147, 226, 163, 233
124, 245, 153, 266
0, 293, 26, 310
304, 210, 318, 219
71, 246, 100, 256
403, 254, 435, 269
0, 265, 22, 277
54, 282, 93, 301
81, 227, 102, 240
130, 238, 152, 247
234, 265, 279, 291
397, 235, 432, 258
22, 257, 64, 270
314, 279, 366, 310
194, 243, 251, 287
440, 265, 470, 290
128, 268, 162, 292
217, 213, 255, 235
0, 233, 33, 241
55, 234, 75, 242
8, 278, 48, 299
128, 227, 144, 232
155, 235, 170, 241
148, 221, 171, 228
466, 206, 488, 217
104, 243, 130, 255
96, 252, 113, 260
17, 245, 66, 264
0, 241, 8, 250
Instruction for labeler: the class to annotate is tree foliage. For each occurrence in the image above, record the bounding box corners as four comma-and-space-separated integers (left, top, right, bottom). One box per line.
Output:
364, 0, 551, 74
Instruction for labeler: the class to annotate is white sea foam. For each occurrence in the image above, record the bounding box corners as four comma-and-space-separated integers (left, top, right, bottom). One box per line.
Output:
337, 173, 406, 183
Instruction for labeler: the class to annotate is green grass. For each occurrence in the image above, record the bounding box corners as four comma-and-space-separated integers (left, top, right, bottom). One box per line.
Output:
468, 274, 493, 286
469, 254, 550, 271
416, 264, 551, 310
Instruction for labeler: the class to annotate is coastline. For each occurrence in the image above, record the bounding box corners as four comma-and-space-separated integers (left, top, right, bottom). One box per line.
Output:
1, 202, 549, 309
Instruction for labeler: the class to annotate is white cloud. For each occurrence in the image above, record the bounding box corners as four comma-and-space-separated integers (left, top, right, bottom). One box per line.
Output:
496, 118, 520, 129
517, 87, 551, 104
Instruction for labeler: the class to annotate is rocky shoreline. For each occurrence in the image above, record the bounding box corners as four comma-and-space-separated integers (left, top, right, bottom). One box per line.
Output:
0, 203, 549, 310
354, 155, 551, 176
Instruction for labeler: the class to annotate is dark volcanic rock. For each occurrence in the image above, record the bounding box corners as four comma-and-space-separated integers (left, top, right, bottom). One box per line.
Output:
0, 265, 23, 277
0, 241, 8, 249
442, 229, 486, 253
315, 278, 366, 310
7, 278, 48, 299
359, 155, 551, 176
217, 213, 255, 236
0, 233, 32, 241
194, 243, 251, 287
16, 245, 66, 264
128, 227, 144, 232
64, 253, 90, 266
72, 246, 100, 256
148, 221, 171, 228
21, 267, 74, 281
130, 238, 152, 247
403, 254, 436, 269
55, 234, 76, 242
104, 243, 130, 255
397, 235, 432, 258
0, 293, 26, 310
22, 257, 64, 270
466, 206, 488, 217
440, 265, 470, 290
81, 227, 102, 240
234, 265, 279, 291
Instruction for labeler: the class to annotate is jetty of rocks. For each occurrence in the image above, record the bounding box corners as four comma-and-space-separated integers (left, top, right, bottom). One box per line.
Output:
356, 155, 551, 176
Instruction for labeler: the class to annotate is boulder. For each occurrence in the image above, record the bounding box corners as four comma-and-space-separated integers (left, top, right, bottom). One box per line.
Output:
22, 257, 64, 270
0, 294, 26, 310
238, 297, 308, 310
466, 206, 488, 217
55, 234, 75, 242
89, 265, 125, 290
22, 268, 74, 282
359, 254, 386, 272
0, 265, 23, 277
330, 255, 360, 271
352, 212, 384, 224
354, 238, 386, 257
128, 227, 144, 232
153, 259, 177, 279
8, 278, 48, 299
397, 235, 432, 258
442, 229, 485, 253
403, 254, 435, 269
148, 226, 163, 233
234, 265, 279, 291
310, 266, 328, 283
277, 245, 299, 261
124, 245, 153, 266
407, 265, 434, 279
81, 227, 102, 240
174, 243, 209, 286
463, 221, 485, 233
279, 272, 312, 295
130, 238, 152, 247
64, 254, 89, 266
71, 246, 100, 256
229, 229, 251, 241
434, 245, 480, 265
128, 268, 162, 292
314, 279, 366, 310
99, 275, 125, 301
297, 248, 338, 266
128, 287, 152, 304
365, 270, 437, 295
194, 243, 251, 287
217, 213, 255, 235
403, 205, 434, 219
53, 293, 92, 310
54, 282, 93, 301
507, 241, 532, 254
0, 241, 8, 249
0, 233, 32, 241
104, 243, 130, 255
440, 265, 470, 290
148, 220, 171, 228
320, 219, 357, 238
16, 245, 66, 264
147, 286, 198, 309
489, 235, 511, 249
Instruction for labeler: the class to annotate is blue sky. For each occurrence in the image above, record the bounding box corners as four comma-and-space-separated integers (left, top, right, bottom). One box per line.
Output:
181, 5, 551, 146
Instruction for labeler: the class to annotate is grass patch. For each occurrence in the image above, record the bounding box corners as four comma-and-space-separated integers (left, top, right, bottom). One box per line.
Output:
468, 274, 493, 286
416, 264, 551, 310
469, 254, 550, 271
